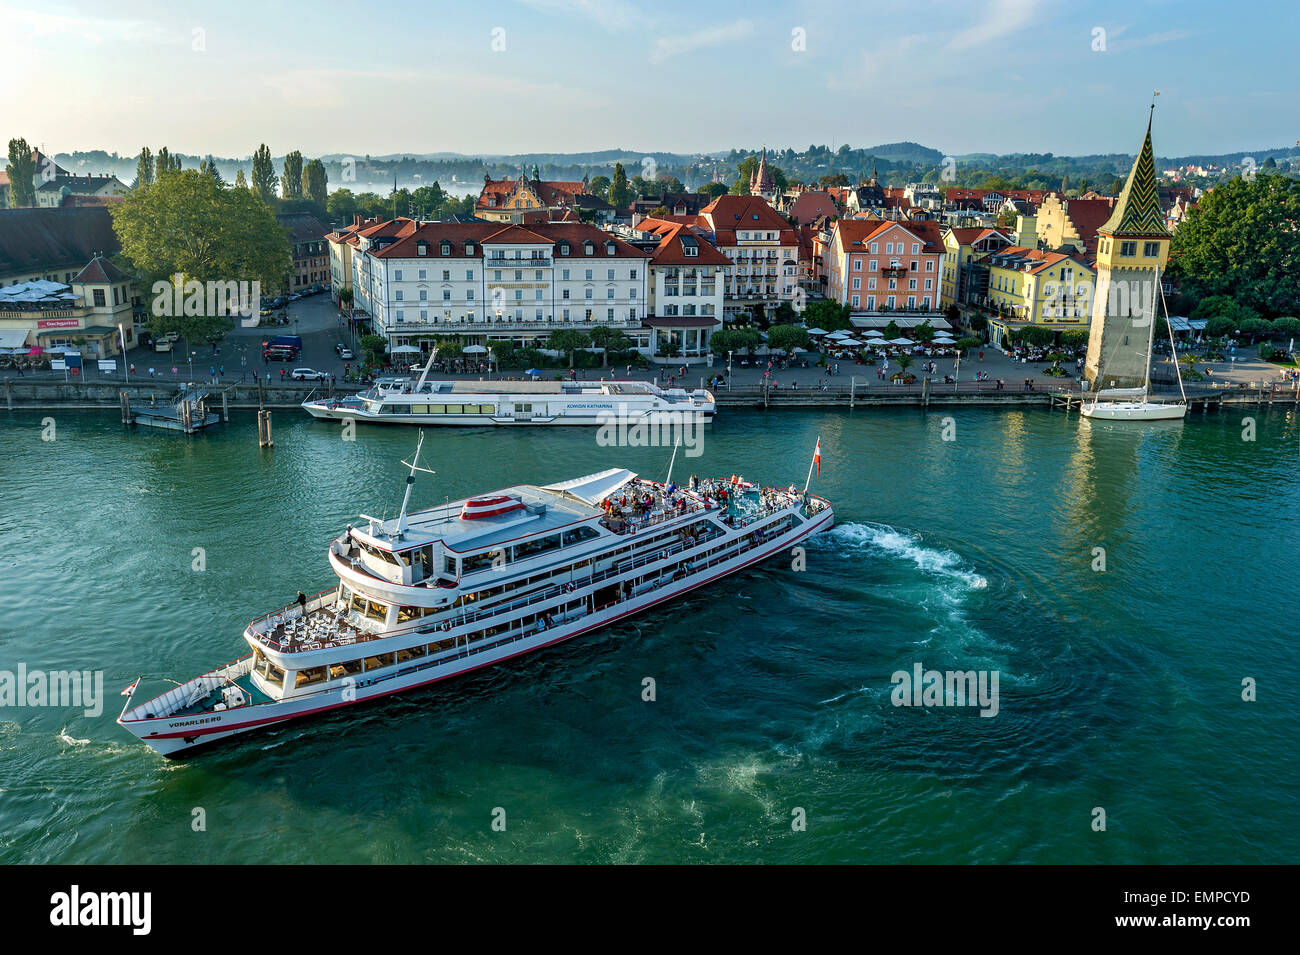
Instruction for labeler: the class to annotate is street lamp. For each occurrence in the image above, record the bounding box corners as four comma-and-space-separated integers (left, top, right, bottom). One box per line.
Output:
727, 350, 733, 390
188, 350, 195, 382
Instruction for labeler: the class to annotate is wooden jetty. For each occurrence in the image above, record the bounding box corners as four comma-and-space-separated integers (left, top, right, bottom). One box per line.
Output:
120, 384, 224, 434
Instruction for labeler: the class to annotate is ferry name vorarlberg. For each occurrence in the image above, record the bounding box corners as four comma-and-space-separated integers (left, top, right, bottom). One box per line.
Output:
117, 437, 833, 756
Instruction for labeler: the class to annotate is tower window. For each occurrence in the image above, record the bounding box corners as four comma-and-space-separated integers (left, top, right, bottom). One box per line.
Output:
1119, 242, 1136, 257
1143, 242, 1160, 257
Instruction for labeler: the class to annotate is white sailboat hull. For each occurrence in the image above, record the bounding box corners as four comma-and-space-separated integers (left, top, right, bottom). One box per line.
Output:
1080, 400, 1186, 421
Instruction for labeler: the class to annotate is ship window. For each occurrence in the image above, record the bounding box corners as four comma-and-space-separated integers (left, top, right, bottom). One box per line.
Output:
515, 533, 561, 560
426, 404, 445, 414
350, 594, 367, 613
397, 605, 428, 623
380, 404, 402, 414
444, 404, 464, 414
329, 660, 363, 680
397, 646, 426, 663
264, 664, 285, 688
366, 599, 388, 621
411, 404, 428, 414
427, 637, 457, 655
561, 526, 601, 547
364, 653, 395, 671
462, 551, 498, 574
295, 667, 327, 687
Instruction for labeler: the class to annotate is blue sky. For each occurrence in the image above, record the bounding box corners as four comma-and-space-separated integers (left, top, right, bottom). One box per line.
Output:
1, 0, 1295, 159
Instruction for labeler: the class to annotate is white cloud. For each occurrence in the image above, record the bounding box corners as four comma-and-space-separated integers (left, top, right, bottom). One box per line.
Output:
514, 0, 648, 32
649, 20, 755, 64
948, 0, 1041, 51
0, 4, 174, 45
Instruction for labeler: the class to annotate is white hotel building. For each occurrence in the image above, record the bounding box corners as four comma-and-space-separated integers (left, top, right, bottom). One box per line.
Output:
350, 222, 651, 355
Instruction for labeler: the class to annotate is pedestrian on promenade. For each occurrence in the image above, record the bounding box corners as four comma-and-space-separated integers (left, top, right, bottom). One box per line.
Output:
149, 367, 155, 378
279, 368, 285, 380
130, 363, 136, 375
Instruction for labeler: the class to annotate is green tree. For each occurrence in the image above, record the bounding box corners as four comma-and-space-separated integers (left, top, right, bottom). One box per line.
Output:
135, 147, 155, 189
234, 169, 249, 192
155, 147, 181, 178
548, 329, 591, 366
609, 163, 631, 209
251, 144, 277, 203
588, 175, 610, 200
884, 320, 900, 339
328, 188, 359, 223
914, 319, 936, 344
766, 324, 811, 355
588, 324, 614, 367
894, 354, 914, 377
1061, 330, 1088, 350
111, 170, 290, 344
803, 299, 852, 332
199, 155, 224, 185
5, 139, 36, 207
1169, 173, 1300, 317
359, 334, 388, 366
281, 150, 304, 200
698, 182, 728, 199
303, 159, 328, 204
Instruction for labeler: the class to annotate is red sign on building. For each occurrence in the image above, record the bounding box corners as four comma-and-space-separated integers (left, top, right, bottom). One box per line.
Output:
37, 319, 80, 329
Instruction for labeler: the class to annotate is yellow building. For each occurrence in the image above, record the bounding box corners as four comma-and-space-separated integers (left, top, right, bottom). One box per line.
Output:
976, 246, 1096, 348
940, 226, 1012, 309
1085, 112, 1171, 389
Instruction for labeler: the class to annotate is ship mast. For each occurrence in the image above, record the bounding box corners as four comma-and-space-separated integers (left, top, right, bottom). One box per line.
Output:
396, 430, 435, 537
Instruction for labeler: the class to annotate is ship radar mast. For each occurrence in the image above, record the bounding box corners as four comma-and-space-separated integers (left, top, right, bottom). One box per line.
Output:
396, 430, 436, 537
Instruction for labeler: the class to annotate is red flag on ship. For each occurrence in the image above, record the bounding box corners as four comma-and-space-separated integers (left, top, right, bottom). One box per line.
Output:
813, 438, 821, 477
121, 678, 140, 697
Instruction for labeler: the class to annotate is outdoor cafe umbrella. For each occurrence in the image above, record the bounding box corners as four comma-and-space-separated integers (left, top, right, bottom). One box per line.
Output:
463, 344, 487, 354
888, 338, 913, 346
806, 327, 829, 336
525, 368, 542, 376
390, 345, 420, 354
838, 338, 864, 347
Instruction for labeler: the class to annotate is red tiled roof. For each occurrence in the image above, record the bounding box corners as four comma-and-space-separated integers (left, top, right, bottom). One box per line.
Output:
977, 245, 1092, 275
71, 254, 132, 285
945, 188, 1047, 204
788, 191, 839, 223
476, 177, 588, 210
699, 195, 796, 246
835, 218, 945, 254
1060, 197, 1116, 253
649, 223, 730, 267
365, 221, 648, 259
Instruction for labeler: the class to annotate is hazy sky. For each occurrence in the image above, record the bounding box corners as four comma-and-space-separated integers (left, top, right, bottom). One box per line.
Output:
2, 0, 1296, 160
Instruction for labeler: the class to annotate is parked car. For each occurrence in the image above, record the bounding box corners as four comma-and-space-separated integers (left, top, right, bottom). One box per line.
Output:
291, 367, 327, 381
162, 331, 181, 343
335, 344, 355, 360
288, 293, 303, 302
153, 339, 173, 353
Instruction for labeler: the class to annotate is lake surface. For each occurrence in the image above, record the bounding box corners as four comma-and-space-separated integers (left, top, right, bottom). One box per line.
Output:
0, 405, 1296, 863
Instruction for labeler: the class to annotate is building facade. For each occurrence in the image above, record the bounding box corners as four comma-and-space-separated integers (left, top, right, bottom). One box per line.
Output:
825, 218, 945, 316
351, 221, 650, 357
276, 212, 331, 293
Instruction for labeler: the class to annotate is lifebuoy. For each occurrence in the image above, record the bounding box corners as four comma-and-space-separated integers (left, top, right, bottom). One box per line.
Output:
565, 583, 575, 593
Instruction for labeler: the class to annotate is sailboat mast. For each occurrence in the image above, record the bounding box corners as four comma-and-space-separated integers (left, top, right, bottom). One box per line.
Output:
1142, 265, 1160, 397
1157, 274, 1188, 403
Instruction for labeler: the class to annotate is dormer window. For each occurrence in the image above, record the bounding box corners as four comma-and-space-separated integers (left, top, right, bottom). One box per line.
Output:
416, 241, 428, 256
683, 245, 698, 258
465, 242, 475, 255
441, 242, 451, 256
559, 242, 570, 256
605, 241, 616, 255
583, 240, 594, 256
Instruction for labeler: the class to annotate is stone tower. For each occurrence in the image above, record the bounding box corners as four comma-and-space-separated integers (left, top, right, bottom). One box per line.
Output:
749, 148, 775, 199
1084, 110, 1171, 390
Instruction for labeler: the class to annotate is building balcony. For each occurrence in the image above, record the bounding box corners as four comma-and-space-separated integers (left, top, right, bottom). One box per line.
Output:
486, 257, 552, 268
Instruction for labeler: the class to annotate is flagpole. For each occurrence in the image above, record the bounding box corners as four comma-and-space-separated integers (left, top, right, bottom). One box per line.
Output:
803, 435, 820, 495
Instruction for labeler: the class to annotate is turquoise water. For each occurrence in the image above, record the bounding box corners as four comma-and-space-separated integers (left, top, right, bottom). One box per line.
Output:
0, 406, 1296, 863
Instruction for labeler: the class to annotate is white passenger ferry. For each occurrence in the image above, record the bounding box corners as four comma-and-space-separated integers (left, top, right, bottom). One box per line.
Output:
302, 373, 715, 426
117, 439, 833, 756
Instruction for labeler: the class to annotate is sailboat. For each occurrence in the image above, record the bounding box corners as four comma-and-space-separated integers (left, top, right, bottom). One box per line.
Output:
1081, 265, 1188, 421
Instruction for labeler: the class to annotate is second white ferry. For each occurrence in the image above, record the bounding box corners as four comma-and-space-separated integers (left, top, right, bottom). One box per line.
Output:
118, 437, 833, 756
302, 368, 715, 426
